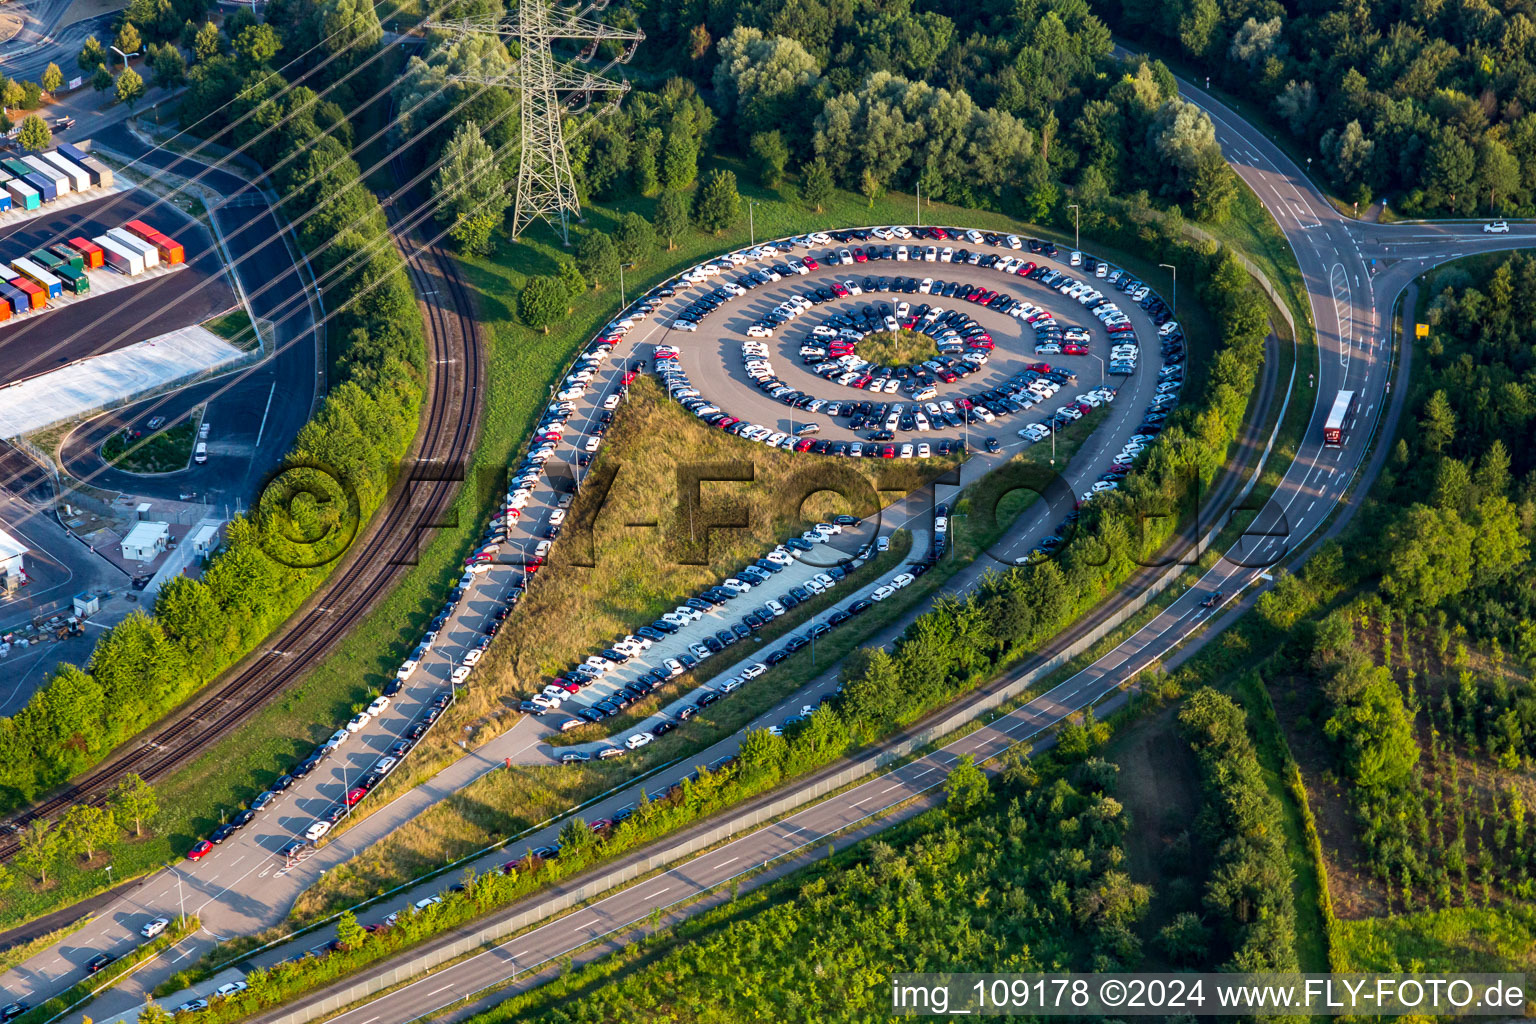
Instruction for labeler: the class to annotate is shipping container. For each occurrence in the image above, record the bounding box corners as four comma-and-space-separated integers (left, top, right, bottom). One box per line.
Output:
38, 151, 90, 192
124, 220, 184, 264
10, 276, 44, 309
56, 265, 89, 295
55, 142, 113, 187
2, 158, 33, 178
67, 237, 104, 268
0, 299, 11, 323
0, 193, 11, 214
4, 179, 39, 210
12, 257, 62, 299
19, 172, 54, 202
29, 249, 63, 272
0, 280, 25, 315
107, 227, 159, 269
49, 245, 85, 272
20, 155, 69, 196
94, 234, 145, 275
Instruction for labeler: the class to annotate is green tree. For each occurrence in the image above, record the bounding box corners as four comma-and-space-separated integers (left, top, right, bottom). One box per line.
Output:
0, 77, 20, 108
943, 754, 989, 816
136, 1000, 174, 1024
114, 21, 142, 56
78, 35, 107, 71
800, 156, 833, 212
749, 130, 789, 186
115, 66, 145, 108
335, 910, 366, 950
61, 803, 117, 860
1420, 389, 1457, 454
20, 80, 40, 108
555, 257, 585, 298
653, 189, 688, 250
232, 24, 281, 67
41, 62, 63, 95
151, 44, 187, 89
1190, 148, 1237, 222
91, 65, 114, 92
576, 230, 618, 287
16, 819, 61, 884
192, 21, 221, 62
1382, 504, 1475, 608
16, 114, 50, 151
112, 773, 158, 836
1157, 912, 1211, 965
691, 168, 740, 233
431, 119, 507, 256
659, 118, 697, 190
612, 210, 655, 265
517, 276, 566, 333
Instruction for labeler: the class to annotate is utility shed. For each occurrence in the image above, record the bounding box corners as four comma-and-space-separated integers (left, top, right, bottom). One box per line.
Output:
121, 521, 169, 561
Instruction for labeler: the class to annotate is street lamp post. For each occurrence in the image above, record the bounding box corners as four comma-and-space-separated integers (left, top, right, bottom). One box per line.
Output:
1159, 263, 1177, 317
1068, 203, 1080, 251
915, 180, 921, 227
1091, 353, 1104, 383
110, 45, 137, 69
618, 261, 635, 309
748, 199, 759, 247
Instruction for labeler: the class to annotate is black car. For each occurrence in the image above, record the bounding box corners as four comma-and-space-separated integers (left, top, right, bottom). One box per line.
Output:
211, 823, 237, 844
0, 1006, 26, 1023
653, 720, 677, 737
848, 599, 874, 615
697, 690, 722, 707
381, 679, 402, 698
85, 953, 116, 974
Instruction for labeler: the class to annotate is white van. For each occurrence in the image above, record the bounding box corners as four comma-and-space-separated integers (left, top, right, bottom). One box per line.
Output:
194, 442, 208, 464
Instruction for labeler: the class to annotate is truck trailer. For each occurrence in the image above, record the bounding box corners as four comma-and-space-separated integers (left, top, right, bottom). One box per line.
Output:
9, 276, 44, 309
56, 265, 89, 295
106, 227, 159, 269
67, 237, 104, 268
94, 234, 145, 275
124, 220, 184, 264
0, 280, 26, 315
19, 155, 69, 196
12, 257, 62, 299
38, 151, 90, 192
48, 245, 85, 272
55, 143, 113, 188
3, 178, 39, 210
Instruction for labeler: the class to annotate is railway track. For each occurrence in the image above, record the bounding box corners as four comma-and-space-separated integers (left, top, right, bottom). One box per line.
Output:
0, 200, 485, 858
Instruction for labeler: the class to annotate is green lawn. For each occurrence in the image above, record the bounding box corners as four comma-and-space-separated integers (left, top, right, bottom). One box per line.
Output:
101, 420, 196, 474
201, 308, 259, 351
855, 328, 937, 367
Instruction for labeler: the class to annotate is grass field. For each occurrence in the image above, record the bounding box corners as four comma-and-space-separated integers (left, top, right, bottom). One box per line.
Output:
202, 308, 260, 351
1335, 905, 1536, 972
0, 155, 1300, 935
100, 420, 196, 474
855, 329, 936, 367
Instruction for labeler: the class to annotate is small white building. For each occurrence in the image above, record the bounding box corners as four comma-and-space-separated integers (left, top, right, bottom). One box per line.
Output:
121, 521, 170, 562
0, 528, 25, 590
190, 523, 219, 557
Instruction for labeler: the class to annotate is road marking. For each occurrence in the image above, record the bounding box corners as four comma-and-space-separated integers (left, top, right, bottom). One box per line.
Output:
644, 887, 671, 900
428, 985, 452, 996
715, 857, 738, 868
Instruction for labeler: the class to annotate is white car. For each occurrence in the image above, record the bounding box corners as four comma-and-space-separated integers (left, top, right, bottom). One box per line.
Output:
742, 662, 767, 680
414, 895, 443, 911
1485, 220, 1510, 233
892, 572, 915, 588
305, 820, 332, 842
625, 731, 655, 750
934, 515, 948, 534
548, 508, 567, 525
366, 696, 390, 717
919, 277, 934, 293
142, 917, 171, 939
215, 982, 249, 998
463, 649, 482, 667
452, 665, 472, 684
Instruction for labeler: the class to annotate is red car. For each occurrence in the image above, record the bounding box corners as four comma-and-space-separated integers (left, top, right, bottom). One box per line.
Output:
1026, 362, 1052, 373
187, 840, 213, 861
1063, 343, 1089, 355
620, 371, 637, 385
929, 227, 949, 239
1018, 261, 1036, 275
803, 257, 819, 270
525, 555, 545, 574
880, 445, 896, 458
346, 787, 367, 806
830, 281, 849, 297
852, 248, 868, 262
717, 417, 739, 429
794, 438, 815, 452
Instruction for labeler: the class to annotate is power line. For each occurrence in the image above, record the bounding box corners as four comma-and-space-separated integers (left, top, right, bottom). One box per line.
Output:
424, 0, 641, 243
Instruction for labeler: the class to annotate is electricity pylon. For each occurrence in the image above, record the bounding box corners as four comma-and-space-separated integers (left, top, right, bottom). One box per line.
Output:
425, 0, 642, 243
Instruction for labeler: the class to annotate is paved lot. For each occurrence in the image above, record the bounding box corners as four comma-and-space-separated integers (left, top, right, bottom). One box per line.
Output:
0, 189, 234, 385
